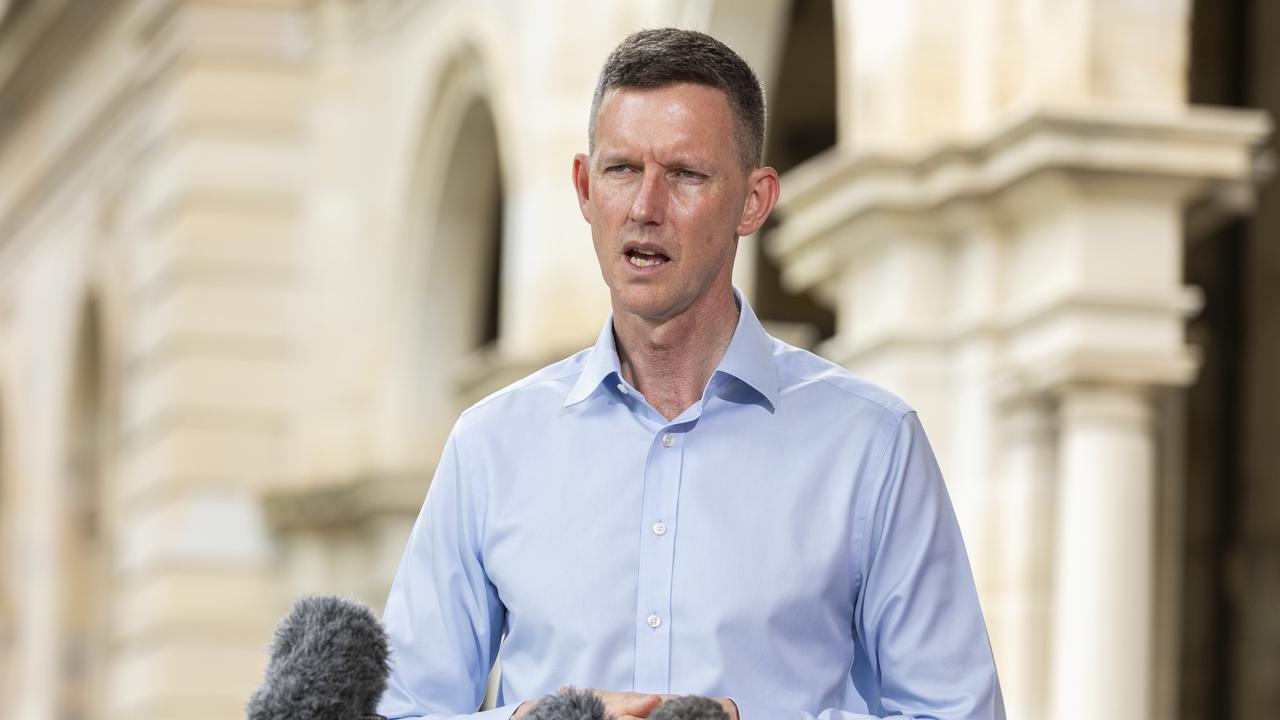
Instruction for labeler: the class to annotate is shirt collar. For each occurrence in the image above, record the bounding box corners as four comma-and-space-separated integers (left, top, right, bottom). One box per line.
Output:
562, 288, 779, 411
562, 313, 626, 407
715, 289, 780, 411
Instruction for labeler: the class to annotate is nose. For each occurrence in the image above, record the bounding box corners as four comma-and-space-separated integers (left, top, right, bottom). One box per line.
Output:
628, 166, 666, 225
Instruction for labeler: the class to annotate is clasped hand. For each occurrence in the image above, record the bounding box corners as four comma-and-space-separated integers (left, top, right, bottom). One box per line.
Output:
512, 687, 739, 720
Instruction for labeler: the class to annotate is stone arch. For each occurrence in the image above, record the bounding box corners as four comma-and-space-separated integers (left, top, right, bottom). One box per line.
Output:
763, 0, 840, 173
385, 43, 508, 464
0, 376, 12, 712
55, 295, 112, 720
421, 91, 505, 354
704, 0, 838, 341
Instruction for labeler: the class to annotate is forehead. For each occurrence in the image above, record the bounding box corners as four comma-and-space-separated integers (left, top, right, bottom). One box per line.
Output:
593, 83, 738, 161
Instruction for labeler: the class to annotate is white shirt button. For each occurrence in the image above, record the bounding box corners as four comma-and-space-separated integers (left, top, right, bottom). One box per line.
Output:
646, 614, 662, 629
661, 434, 675, 448
617, 383, 629, 395
652, 521, 667, 536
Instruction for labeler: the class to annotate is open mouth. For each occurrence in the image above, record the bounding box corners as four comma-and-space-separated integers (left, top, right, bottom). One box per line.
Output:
625, 248, 670, 268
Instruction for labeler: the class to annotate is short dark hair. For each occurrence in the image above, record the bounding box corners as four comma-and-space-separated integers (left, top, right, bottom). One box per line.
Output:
588, 28, 766, 170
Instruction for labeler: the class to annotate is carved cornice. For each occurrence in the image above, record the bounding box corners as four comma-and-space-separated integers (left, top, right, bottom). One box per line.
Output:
262, 472, 427, 533
770, 103, 1272, 296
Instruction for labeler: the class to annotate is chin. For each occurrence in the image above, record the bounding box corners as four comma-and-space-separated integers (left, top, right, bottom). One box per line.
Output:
611, 284, 682, 321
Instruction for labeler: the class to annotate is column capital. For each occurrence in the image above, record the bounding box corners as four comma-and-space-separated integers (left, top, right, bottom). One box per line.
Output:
1000, 395, 1057, 440
1053, 381, 1157, 429
995, 345, 1199, 408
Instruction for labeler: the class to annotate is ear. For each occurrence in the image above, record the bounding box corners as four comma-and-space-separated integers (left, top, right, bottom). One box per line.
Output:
736, 166, 780, 237
572, 153, 592, 222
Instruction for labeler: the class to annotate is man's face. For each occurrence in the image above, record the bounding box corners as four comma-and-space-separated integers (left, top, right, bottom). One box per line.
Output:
573, 83, 777, 323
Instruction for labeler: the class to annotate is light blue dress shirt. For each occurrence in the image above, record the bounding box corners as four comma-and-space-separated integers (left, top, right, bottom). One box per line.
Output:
379, 292, 1004, 720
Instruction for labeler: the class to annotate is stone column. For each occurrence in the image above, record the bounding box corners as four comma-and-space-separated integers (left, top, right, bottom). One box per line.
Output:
992, 397, 1056, 720
1047, 384, 1157, 720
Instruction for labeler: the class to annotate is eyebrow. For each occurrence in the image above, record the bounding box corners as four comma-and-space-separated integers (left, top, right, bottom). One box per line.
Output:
596, 153, 636, 167
664, 156, 710, 170
596, 153, 712, 170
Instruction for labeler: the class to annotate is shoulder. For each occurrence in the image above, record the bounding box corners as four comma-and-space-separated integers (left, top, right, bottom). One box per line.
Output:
769, 336, 915, 426
451, 347, 591, 437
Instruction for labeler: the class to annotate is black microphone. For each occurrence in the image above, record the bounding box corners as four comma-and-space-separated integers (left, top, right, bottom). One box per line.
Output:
524, 687, 610, 720
649, 696, 730, 720
246, 595, 390, 720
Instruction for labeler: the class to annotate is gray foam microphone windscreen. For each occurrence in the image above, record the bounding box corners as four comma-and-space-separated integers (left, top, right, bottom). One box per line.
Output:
523, 687, 611, 720
649, 695, 731, 720
245, 595, 390, 720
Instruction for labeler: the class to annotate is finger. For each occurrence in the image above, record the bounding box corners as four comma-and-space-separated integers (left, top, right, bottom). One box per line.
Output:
605, 698, 655, 718
623, 694, 663, 716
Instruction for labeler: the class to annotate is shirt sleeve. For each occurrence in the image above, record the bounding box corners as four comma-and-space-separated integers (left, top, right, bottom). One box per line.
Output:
735, 411, 1005, 720
378, 428, 513, 720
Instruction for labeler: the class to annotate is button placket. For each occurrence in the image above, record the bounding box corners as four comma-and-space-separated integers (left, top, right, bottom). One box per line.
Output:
633, 426, 684, 692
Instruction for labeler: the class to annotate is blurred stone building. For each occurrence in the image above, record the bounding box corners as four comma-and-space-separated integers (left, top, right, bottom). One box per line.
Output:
0, 1, 1275, 719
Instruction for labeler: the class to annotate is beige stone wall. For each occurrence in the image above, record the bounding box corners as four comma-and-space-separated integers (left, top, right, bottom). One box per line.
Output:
0, 2, 1272, 719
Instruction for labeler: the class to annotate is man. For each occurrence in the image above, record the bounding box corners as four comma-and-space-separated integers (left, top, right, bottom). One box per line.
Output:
379, 28, 1005, 720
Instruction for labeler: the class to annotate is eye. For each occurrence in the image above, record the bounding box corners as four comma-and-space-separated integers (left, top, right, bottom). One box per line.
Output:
604, 164, 636, 174
675, 168, 705, 181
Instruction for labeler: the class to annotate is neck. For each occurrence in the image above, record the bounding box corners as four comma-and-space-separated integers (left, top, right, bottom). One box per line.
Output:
613, 287, 740, 421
